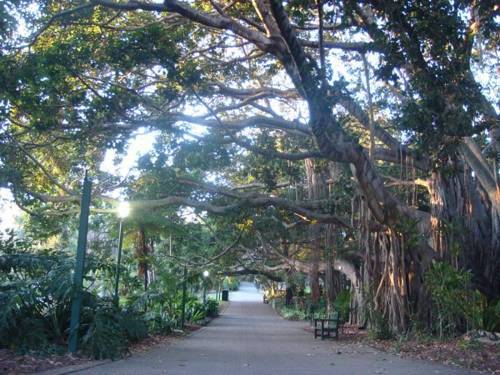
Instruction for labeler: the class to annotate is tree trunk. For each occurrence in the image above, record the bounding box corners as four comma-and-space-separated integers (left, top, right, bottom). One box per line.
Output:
355, 155, 500, 333
305, 159, 327, 305
309, 236, 321, 305
134, 225, 149, 291
282, 239, 294, 306
429, 160, 500, 300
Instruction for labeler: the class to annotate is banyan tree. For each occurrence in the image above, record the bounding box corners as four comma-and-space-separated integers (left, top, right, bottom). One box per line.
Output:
1, 0, 498, 333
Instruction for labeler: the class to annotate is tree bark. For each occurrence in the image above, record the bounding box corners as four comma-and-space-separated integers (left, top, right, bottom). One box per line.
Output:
134, 225, 149, 291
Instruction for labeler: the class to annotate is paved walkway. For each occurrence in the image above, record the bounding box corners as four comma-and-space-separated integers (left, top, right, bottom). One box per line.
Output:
73, 283, 476, 375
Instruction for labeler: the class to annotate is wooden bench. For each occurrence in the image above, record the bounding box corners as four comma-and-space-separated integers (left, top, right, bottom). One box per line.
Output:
314, 311, 341, 340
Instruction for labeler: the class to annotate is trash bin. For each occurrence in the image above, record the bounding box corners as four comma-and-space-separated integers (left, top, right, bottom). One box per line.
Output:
222, 290, 229, 301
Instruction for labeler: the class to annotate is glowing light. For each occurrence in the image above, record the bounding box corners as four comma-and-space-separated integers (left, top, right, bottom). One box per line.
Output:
203, 270, 210, 278
117, 201, 130, 219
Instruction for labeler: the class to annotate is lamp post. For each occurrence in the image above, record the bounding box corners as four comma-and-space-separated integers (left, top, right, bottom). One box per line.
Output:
202, 270, 209, 304
180, 264, 187, 329
113, 201, 130, 305
68, 172, 92, 353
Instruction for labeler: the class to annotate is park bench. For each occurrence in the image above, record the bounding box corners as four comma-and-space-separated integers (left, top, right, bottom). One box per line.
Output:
313, 311, 342, 340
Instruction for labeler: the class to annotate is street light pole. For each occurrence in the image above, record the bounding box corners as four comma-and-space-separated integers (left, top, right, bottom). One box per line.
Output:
113, 201, 129, 306
202, 270, 209, 304
113, 219, 125, 305
181, 264, 187, 329
68, 172, 92, 353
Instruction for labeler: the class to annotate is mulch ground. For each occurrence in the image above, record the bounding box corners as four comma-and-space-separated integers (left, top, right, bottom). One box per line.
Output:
303, 323, 499, 374
0, 308, 223, 375
368, 335, 500, 375
0, 349, 90, 374
0, 325, 202, 374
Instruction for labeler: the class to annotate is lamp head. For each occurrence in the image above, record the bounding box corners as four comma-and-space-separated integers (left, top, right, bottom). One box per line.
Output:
203, 270, 209, 278
117, 201, 130, 219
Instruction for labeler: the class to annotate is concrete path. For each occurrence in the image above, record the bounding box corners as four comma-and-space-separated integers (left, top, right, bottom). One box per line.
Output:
73, 282, 476, 375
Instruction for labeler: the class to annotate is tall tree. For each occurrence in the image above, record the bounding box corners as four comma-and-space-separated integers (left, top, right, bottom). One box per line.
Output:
1, 0, 497, 332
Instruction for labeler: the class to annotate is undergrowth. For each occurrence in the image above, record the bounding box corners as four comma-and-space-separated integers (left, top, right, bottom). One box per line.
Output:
0, 234, 219, 359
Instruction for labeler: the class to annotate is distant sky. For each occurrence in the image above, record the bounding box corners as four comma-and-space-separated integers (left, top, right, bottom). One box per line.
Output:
0, 189, 22, 232
100, 130, 160, 180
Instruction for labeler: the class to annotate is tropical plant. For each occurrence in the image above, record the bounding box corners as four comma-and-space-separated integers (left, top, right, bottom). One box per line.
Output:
425, 262, 483, 337
204, 299, 220, 318
0, 233, 148, 358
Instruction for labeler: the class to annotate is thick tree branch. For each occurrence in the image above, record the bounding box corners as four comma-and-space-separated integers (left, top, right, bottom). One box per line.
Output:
230, 134, 321, 161
459, 138, 499, 205
28, 179, 350, 227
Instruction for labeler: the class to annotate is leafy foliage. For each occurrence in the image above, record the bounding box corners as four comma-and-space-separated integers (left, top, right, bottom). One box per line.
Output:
223, 277, 240, 291
0, 232, 210, 359
368, 310, 394, 340
425, 262, 483, 337
334, 290, 351, 323
204, 299, 220, 318
279, 305, 308, 321
81, 303, 128, 360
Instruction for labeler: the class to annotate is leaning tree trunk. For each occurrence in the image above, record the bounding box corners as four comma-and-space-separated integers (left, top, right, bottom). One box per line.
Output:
134, 225, 149, 291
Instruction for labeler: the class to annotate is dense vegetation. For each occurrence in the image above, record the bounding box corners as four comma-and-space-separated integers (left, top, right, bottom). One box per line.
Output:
0, 0, 498, 358
0, 231, 221, 358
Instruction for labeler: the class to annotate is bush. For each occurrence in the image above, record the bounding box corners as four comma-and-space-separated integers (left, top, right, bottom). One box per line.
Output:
121, 310, 149, 342
80, 301, 150, 359
369, 310, 393, 340
204, 299, 219, 318
0, 237, 149, 359
223, 277, 239, 291
482, 299, 500, 332
334, 290, 351, 322
0, 245, 76, 353
425, 262, 482, 337
0, 234, 223, 360
186, 299, 206, 322
280, 306, 307, 321
81, 303, 129, 360
144, 310, 173, 335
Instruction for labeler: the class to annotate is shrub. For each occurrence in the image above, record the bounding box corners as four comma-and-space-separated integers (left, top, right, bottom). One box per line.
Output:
186, 299, 206, 322
144, 310, 173, 334
80, 301, 150, 359
482, 299, 500, 332
368, 310, 393, 340
223, 277, 239, 291
121, 310, 149, 342
334, 290, 351, 322
81, 303, 129, 360
0, 237, 148, 359
0, 244, 76, 353
204, 299, 219, 318
425, 262, 482, 337
280, 306, 307, 321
